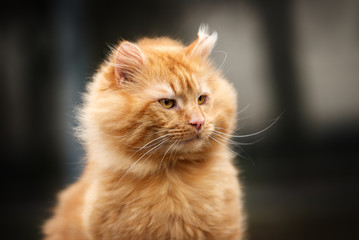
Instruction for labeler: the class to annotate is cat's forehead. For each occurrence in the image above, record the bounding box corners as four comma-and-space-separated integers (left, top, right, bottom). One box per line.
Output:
141, 48, 212, 99
145, 81, 210, 100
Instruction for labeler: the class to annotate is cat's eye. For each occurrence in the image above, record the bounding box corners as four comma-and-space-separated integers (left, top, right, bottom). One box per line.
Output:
198, 95, 207, 105
159, 99, 175, 109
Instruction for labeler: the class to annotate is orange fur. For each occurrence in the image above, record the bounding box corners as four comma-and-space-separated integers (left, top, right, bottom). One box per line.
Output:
43, 26, 246, 240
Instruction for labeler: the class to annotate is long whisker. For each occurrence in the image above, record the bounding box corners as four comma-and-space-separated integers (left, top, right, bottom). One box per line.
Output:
102, 130, 168, 150
158, 140, 177, 173
211, 132, 258, 165
214, 113, 282, 138
212, 132, 264, 146
112, 137, 169, 189
236, 114, 255, 122
127, 138, 169, 173
215, 122, 248, 133
236, 103, 250, 116
131, 134, 170, 151
213, 50, 227, 74
209, 135, 246, 159
211, 134, 256, 165
168, 140, 178, 162
137, 138, 170, 171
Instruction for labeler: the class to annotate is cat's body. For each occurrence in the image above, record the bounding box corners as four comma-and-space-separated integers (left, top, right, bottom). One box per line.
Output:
43, 26, 245, 240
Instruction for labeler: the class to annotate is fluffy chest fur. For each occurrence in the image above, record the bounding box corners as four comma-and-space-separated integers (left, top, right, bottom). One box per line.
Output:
83, 156, 243, 240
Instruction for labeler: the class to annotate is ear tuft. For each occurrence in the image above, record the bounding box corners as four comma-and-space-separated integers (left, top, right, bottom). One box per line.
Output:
186, 24, 218, 58
114, 41, 145, 87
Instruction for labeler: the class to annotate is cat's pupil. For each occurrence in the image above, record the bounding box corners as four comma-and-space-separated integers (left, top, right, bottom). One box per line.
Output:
198, 95, 206, 105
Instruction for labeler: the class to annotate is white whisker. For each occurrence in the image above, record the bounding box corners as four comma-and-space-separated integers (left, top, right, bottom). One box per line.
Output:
131, 134, 170, 151
168, 140, 178, 161
137, 138, 170, 171
236, 103, 250, 116
212, 132, 264, 146
209, 135, 245, 159
236, 114, 255, 122
112, 137, 169, 189
214, 113, 282, 138
213, 50, 227, 74
158, 140, 177, 173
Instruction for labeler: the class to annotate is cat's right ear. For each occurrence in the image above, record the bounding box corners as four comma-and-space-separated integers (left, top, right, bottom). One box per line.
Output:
186, 25, 217, 58
114, 41, 145, 87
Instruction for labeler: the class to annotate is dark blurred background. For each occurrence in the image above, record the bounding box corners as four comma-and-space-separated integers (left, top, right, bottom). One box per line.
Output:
1, 0, 359, 239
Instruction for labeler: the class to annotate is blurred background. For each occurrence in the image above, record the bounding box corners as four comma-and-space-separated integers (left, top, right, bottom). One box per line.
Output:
1, 0, 359, 239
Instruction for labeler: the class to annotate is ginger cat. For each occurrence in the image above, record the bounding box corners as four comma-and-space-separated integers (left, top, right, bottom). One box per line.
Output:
43, 25, 246, 240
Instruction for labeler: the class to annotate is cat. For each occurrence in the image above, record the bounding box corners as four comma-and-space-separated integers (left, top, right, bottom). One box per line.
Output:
43, 25, 246, 240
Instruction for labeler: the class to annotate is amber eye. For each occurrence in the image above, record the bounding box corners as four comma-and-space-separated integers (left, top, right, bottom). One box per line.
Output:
159, 99, 175, 109
198, 95, 207, 105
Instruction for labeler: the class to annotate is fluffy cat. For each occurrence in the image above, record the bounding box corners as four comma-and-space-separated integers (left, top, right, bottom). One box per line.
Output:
43, 25, 246, 240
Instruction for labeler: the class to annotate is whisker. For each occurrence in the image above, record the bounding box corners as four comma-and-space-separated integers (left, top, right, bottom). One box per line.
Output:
131, 134, 170, 151
213, 50, 227, 74
211, 132, 258, 166
209, 135, 246, 159
214, 113, 282, 138
137, 138, 170, 171
157, 140, 177, 173
236, 114, 255, 122
165, 140, 179, 170
215, 123, 248, 133
236, 103, 250, 116
212, 132, 264, 146
112, 137, 169, 189
168, 140, 178, 161
130, 137, 169, 169
104, 131, 170, 151
209, 135, 255, 165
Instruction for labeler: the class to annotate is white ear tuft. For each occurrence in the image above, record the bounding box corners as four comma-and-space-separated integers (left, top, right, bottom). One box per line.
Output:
198, 24, 212, 38
114, 41, 145, 87
187, 24, 218, 58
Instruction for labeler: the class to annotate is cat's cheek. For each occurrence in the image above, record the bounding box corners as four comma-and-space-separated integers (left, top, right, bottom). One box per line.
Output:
201, 96, 213, 112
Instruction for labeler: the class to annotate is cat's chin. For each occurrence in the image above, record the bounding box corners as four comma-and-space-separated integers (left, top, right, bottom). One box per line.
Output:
174, 134, 208, 153
180, 135, 200, 144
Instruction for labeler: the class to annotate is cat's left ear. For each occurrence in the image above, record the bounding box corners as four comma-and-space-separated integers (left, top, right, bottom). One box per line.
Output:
114, 41, 145, 87
186, 25, 217, 58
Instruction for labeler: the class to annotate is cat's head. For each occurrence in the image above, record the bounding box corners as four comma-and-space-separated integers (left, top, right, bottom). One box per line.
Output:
80, 26, 237, 171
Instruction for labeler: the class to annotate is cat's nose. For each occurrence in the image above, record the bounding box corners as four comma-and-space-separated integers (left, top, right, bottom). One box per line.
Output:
189, 118, 205, 131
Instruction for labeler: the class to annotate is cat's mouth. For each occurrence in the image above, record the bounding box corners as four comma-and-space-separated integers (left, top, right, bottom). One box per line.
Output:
179, 135, 201, 144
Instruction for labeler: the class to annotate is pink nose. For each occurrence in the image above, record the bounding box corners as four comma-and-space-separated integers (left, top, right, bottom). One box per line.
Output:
189, 118, 205, 131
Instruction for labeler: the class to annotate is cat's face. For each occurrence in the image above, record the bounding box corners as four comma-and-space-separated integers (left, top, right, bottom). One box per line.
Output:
131, 51, 216, 154
83, 27, 236, 165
